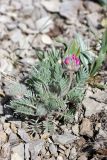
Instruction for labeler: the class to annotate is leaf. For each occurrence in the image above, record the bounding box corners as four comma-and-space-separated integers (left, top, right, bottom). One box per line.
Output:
90, 29, 107, 76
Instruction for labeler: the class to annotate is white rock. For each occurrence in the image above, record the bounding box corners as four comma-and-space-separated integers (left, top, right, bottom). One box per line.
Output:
0, 23, 7, 39
57, 156, 63, 160
11, 143, 24, 160
29, 139, 45, 158
78, 155, 88, 160
59, 0, 82, 21
9, 29, 23, 43
84, 1, 101, 12
69, 147, 77, 159
0, 105, 3, 114
18, 129, 30, 143
72, 124, 79, 136
18, 23, 38, 34
52, 134, 79, 145
49, 143, 57, 155
80, 118, 93, 137
82, 97, 106, 117
6, 22, 17, 30
41, 34, 53, 45
90, 90, 107, 104
87, 12, 101, 28
11, 1, 22, 10
41, 0, 61, 12
36, 16, 54, 33
0, 58, 13, 74
25, 143, 30, 160
0, 15, 12, 23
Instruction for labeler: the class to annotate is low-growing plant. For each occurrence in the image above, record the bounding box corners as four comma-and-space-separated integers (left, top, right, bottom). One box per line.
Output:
9, 29, 107, 133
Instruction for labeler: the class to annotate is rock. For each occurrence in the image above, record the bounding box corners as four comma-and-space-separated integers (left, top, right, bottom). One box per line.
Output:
5, 127, 12, 135
41, 0, 61, 13
41, 34, 53, 45
29, 139, 45, 159
78, 155, 88, 160
0, 104, 3, 114
11, 123, 17, 133
76, 137, 86, 148
9, 29, 23, 43
0, 123, 3, 131
11, 143, 24, 160
84, 1, 101, 12
49, 157, 56, 160
82, 97, 106, 117
87, 12, 101, 28
9, 132, 19, 145
40, 146, 46, 155
10, 121, 21, 129
57, 156, 64, 160
18, 129, 30, 143
98, 128, 107, 138
80, 118, 93, 137
0, 131, 7, 144
69, 147, 77, 159
59, 0, 82, 21
25, 143, 30, 160
36, 16, 54, 33
90, 90, 107, 104
3, 123, 10, 130
18, 23, 37, 34
72, 124, 79, 136
49, 143, 57, 155
6, 22, 17, 30
52, 134, 78, 145
11, 1, 22, 10
1, 142, 10, 159
0, 15, 12, 23
0, 58, 13, 75
0, 23, 7, 40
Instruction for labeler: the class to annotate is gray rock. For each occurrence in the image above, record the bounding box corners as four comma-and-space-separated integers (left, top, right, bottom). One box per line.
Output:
78, 155, 88, 160
18, 129, 30, 143
80, 118, 93, 137
0, 104, 3, 114
84, 1, 101, 12
87, 12, 101, 28
59, 0, 82, 21
41, 0, 61, 13
25, 143, 30, 160
57, 156, 64, 160
0, 142, 10, 159
9, 132, 19, 145
0, 15, 12, 23
36, 16, 54, 33
90, 90, 107, 104
52, 134, 78, 145
49, 143, 57, 155
72, 124, 79, 136
82, 97, 106, 117
9, 29, 23, 43
11, 143, 24, 160
0, 23, 7, 40
29, 139, 45, 159
0, 131, 8, 145
69, 147, 77, 160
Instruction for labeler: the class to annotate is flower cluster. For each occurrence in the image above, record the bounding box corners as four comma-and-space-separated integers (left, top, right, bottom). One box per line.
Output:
64, 54, 80, 65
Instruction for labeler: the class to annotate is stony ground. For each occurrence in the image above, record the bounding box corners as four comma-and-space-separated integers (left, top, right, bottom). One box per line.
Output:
0, 0, 107, 160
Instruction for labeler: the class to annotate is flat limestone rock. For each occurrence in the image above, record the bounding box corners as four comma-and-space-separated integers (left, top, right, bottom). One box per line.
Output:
82, 97, 106, 117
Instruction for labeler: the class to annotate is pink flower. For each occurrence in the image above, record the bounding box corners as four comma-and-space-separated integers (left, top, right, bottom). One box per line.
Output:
64, 56, 71, 65
71, 54, 76, 60
64, 54, 80, 66
75, 58, 80, 65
